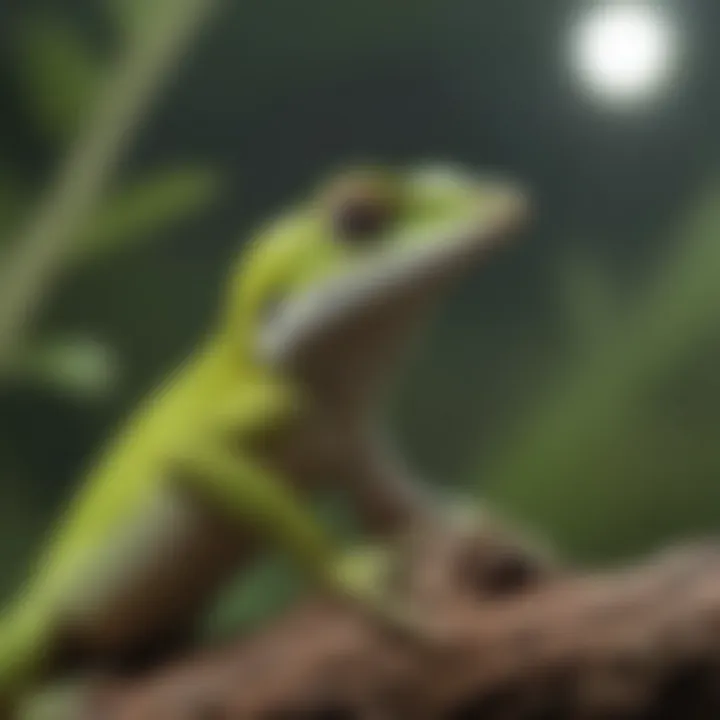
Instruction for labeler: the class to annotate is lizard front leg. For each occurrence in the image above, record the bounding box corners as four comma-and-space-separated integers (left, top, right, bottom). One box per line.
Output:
173, 437, 433, 642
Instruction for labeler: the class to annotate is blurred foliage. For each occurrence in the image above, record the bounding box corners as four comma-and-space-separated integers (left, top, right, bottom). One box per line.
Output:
479, 179, 720, 562
14, 15, 100, 144
0, 2, 222, 401
11, 336, 120, 402
73, 167, 220, 265
203, 556, 303, 643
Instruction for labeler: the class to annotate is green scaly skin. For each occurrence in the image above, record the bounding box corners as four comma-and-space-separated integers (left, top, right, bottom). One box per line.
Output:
0, 163, 529, 718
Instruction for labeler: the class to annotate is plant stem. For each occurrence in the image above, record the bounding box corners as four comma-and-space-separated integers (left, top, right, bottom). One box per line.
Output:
0, 0, 220, 372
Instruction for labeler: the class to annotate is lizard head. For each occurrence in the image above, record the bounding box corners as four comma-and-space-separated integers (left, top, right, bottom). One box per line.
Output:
224, 163, 531, 415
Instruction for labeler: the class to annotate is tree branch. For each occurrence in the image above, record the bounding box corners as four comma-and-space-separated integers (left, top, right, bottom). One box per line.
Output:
84, 519, 720, 719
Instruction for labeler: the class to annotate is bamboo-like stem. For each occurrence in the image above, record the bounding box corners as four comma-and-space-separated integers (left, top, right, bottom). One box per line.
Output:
0, 0, 220, 372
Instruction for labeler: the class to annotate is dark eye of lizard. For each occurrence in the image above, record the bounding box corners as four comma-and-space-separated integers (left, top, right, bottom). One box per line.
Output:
333, 192, 393, 242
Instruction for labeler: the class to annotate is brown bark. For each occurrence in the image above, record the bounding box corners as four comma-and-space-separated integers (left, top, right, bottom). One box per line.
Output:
86, 519, 720, 719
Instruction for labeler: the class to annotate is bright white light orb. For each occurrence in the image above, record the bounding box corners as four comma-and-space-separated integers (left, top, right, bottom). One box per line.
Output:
571, 3, 679, 105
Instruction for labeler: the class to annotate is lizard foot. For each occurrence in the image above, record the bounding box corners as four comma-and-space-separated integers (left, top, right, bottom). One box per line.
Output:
330, 544, 444, 647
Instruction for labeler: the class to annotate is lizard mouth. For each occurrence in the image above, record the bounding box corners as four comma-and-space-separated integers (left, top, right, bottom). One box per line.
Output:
257, 183, 531, 411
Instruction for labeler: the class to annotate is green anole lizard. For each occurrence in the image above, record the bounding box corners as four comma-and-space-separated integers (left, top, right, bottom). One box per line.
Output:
0, 163, 529, 718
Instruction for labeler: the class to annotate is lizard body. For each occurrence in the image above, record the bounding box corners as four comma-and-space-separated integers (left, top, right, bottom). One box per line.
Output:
0, 163, 529, 716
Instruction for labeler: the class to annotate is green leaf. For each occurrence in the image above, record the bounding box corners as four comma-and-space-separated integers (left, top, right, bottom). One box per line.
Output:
12, 336, 121, 401
13, 15, 102, 143
202, 556, 302, 642
476, 179, 720, 561
0, 168, 26, 242
71, 166, 222, 264
559, 246, 619, 358
106, 0, 171, 38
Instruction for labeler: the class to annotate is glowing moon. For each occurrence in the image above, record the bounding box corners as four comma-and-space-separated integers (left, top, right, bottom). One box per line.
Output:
570, 3, 679, 105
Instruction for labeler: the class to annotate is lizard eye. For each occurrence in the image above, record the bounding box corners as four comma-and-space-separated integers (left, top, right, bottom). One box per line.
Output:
324, 171, 398, 244
333, 194, 393, 242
